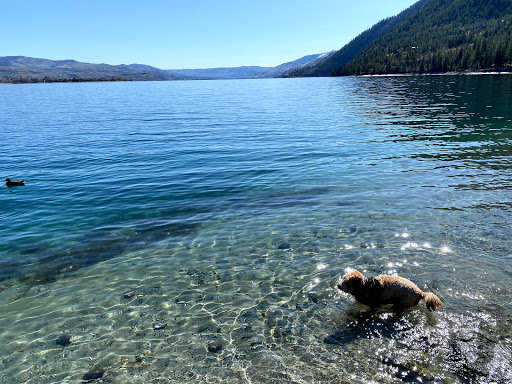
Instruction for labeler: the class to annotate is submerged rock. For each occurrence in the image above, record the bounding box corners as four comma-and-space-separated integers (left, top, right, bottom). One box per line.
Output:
207, 341, 223, 353
197, 322, 221, 334
55, 334, 72, 347
295, 303, 310, 311
82, 367, 106, 383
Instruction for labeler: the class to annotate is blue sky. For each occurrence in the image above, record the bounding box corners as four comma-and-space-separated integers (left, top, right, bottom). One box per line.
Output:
2, 0, 418, 69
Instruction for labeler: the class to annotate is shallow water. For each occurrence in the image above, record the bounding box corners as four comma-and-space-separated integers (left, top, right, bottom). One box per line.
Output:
1, 76, 511, 383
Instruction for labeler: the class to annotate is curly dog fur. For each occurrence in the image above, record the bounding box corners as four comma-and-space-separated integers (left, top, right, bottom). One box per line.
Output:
338, 270, 443, 311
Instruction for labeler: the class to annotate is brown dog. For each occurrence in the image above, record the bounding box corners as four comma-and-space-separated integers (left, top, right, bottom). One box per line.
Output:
338, 270, 443, 311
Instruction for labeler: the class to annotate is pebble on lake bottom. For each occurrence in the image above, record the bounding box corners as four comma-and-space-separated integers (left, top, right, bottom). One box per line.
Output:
55, 334, 72, 347
207, 341, 223, 353
82, 367, 106, 383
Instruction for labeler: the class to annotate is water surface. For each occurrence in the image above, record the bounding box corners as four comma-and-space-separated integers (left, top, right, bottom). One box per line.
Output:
1, 76, 511, 383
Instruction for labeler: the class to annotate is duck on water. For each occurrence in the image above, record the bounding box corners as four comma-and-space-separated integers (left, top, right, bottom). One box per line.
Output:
5, 178, 25, 187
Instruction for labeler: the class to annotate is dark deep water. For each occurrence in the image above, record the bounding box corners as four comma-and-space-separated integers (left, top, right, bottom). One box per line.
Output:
1, 76, 511, 383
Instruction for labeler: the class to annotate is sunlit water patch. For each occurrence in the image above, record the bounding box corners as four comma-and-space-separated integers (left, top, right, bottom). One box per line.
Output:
1, 76, 511, 383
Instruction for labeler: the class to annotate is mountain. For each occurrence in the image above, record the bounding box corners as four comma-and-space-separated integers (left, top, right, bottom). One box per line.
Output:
165, 66, 271, 80
251, 52, 334, 78
0, 56, 191, 82
165, 53, 331, 79
0, 52, 331, 83
333, 0, 512, 75
283, 0, 432, 77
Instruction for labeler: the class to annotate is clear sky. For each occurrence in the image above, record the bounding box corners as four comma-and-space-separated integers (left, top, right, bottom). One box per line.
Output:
2, 0, 419, 69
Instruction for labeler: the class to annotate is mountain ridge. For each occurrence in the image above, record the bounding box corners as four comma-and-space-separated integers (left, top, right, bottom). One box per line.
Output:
0, 56, 189, 82
165, 66, 271, 80
0, 52, 330, 83
165, 52, 333, 79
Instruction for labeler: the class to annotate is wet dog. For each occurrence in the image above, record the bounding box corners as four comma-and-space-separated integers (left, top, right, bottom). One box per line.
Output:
338, 270, 443, 311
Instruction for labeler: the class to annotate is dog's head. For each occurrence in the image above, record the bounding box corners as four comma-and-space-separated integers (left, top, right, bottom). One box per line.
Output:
337, 270, 365, 294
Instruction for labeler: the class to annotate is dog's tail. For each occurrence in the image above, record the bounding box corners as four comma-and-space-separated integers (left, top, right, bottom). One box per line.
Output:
422, 292, 444, 311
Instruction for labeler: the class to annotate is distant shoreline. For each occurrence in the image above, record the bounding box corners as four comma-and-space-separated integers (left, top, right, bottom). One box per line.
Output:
358, 70, 512, 78
2, 70, 512, 84
0, 77, 133, 85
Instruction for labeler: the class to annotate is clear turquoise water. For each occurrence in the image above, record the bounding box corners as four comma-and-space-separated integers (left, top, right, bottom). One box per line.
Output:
1, 76, 511, 383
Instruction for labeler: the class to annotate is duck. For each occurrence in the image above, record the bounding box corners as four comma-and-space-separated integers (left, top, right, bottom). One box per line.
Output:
5, 178, 25, 187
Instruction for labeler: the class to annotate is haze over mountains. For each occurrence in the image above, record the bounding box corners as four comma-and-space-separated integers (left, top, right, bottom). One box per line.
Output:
2, 0, 511, 83
167, 52, 333, 80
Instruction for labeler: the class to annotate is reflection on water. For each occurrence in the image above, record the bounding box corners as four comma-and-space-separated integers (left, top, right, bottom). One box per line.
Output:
1, 76, 511, 383
350, 75, 512, 194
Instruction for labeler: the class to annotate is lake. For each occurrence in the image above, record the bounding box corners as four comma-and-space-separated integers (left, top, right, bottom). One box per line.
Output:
1, 76, 511, 383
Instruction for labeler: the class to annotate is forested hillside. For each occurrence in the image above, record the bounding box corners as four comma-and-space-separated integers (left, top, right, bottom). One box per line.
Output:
283, 0, 431, 77
333, 0, 512, 76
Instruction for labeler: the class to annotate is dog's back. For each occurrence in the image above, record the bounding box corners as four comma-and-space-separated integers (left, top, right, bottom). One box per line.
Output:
375, 275, 424, 309
339, 271, 444, 311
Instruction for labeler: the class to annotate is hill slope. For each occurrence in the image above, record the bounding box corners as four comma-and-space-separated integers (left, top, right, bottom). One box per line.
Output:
0, 56, 190, 82
283, 0, 432, 77
0, 52, 331, 82
166, 52, 331, 79
334, 0, 512, 75
252, 52, 334, 78
165, 66, 271, 80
